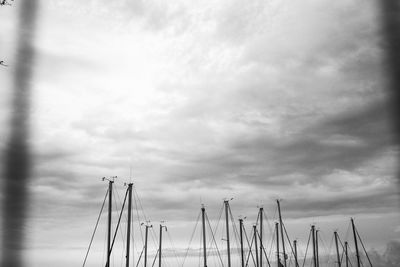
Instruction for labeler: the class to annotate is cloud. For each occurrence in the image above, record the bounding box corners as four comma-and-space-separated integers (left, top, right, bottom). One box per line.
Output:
1, 0, 396, 265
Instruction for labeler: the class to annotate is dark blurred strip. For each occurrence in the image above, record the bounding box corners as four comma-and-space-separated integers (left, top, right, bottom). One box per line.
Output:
380, 2, 400, 198
1, 1, 38, 267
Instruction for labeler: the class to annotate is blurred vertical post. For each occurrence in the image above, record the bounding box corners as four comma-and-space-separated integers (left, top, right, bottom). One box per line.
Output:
381, 0, 400, 194
1, 1, 38, 267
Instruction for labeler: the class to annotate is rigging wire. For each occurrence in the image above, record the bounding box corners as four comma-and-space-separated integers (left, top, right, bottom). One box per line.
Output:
205, 212, 225, 267
82, 188, 109, 267
204, 203, 224, 263
356, 228, 373, 267
246, 228, 256, 266
324, 232, 334, 267
167, 229, 183, 267
114, 185, 127, 258
244, 226, 255, 267
110, 186, 129, 253
272, 206, 278, 224
256, 229, 272, 267
263, 211, 275, 256
151, 249, 159, 267
136, 192, 159, 254
337, 235, 345, 266
133, 187, 158, 259
346, 243, 355, 267
135, 246, 145, 267
228, 205, 242, 259
103, 221, 107, 267
208, 203, 224, 251
133, 188, 144, 243
283, 223, 296, 262
268, 223, 276, 261
263, 211, 275, 237
198, 228, 202, 267
181, 210, 201, 267
301, 229, 312, 267
345, 221, 351, 244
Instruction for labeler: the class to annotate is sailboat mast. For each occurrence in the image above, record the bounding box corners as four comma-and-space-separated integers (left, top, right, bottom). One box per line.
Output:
316, 230, 319, 267
351, 218, 361, 267
224, 200, 231, 267
202, 206, 207, 267
334, 231, 341, 267
311, 225, 317, 267
106, 180, 113, 267
126, 183, 133, 267
277, 200, 287, 267
294, 240, 298, 267
144, 224, 151, 267
259, 208, 263, 267
254, 225, 259, 267
158, 224, 166, 267
239, 218, 244, 267
344, 241, 349, 267
276, 222, 280, 267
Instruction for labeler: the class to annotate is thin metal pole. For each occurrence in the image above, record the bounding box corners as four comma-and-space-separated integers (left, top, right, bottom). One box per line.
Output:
225, 200, 231, 267
126, 184, 133, 267
259, 208, 263, 267
334, 232, 341, 267
311, 225, 316, 267
276, 222, 280, 267
351, 219, 361, 267
144, 225, 150, 267
106, 180, 113, 267
254, 225, 259, 267
277, 200, 287, 267
316, 230, 319, 267
294, 240, 298, 267
158, 224, 165, 267
239, 219, 244, 267
344, 242, 349, 267
202, 206, 207, 267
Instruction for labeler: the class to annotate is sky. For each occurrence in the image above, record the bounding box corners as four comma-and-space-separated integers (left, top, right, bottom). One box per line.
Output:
0, 0, 399, 266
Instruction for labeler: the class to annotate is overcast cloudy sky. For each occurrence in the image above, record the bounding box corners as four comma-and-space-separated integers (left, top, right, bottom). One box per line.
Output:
0, 0, 399, 266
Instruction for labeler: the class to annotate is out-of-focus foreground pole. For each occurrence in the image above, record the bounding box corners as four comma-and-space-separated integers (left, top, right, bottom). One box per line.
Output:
380, 0, 400, 194
1, 1, 38, 267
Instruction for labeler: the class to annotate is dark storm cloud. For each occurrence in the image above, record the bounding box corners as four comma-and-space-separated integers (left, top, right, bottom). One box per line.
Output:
258, 100, 394, 178
154, 99, 393, 186
282, 185, 398, 218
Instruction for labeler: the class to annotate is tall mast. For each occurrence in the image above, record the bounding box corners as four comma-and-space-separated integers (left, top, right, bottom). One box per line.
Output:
126, 183, 133, 267
311, 225, 317, 267
158, 223, 167, 267
277, 200, 287, 267
344, 241, 349, 267
259, 208, 263, 267
202, 205, 207, 267
144, 224, 152, 267
106, 180, 113, 267
224, 200, 231, 267
276, 222, 280, 267
293, 240, 298, 267
334, 231, 341, 267
351, 218, 361, 267
316, 230, 319, 267
239, 218, 244, 267
254, 225, 259, 267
